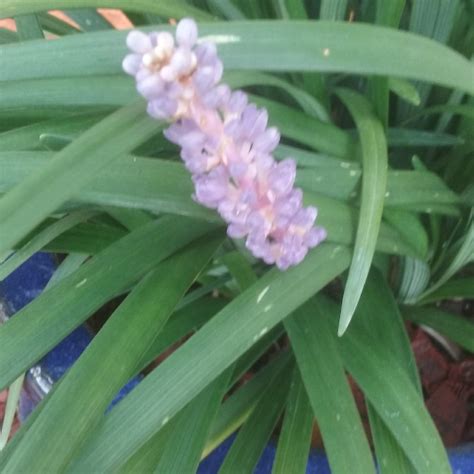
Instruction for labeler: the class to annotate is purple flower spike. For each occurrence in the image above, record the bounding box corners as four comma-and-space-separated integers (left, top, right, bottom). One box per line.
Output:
123, 18, 327, 270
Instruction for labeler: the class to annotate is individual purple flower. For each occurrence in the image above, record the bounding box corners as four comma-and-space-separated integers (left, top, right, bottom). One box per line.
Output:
123, 18, 326, 270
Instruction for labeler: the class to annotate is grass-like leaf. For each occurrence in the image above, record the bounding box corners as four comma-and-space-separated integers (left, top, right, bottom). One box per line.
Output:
0, 152, 458, 255
204, 350, 291, 459
367, 404, 415, 474
0, 102, 157, 256
219, 360, 292, 473
3, 235, 222, 472
0, 22, 473, 96
419, 277, 474, 303
330, 273, 450, 473
336, 88, 388, 335
0, 0, 213, 21
272, 367, 313, 474
286, 300, 376, 474
319, 0, 347, 20
403, 306, 474, 353
0, 209, 95, 281
153, 367, 232, 473
0, 217, 217, 390
68, 243, 350, 472
14, 14, 43, 40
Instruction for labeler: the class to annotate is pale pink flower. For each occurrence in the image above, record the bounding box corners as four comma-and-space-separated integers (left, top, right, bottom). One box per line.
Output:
123, 18, 326, 269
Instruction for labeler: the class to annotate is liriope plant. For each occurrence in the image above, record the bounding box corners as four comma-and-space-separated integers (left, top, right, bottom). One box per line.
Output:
0, 1, 473, 473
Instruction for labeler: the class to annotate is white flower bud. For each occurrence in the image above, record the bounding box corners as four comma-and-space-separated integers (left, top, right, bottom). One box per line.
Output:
126, 31, 152, 54
176, 18, 198, 47
122, 54, 142, 75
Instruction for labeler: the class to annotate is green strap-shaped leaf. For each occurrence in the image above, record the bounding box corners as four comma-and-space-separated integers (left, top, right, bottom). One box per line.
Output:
221, 251, 257, 292
0, 102, 158, 256
419, 277, 474, 303
336, 88, 388, 335
403, 103, 474, 126
0, 22, 473, 95
0, 374, 24, 451
63, 8, 112, 31
226, 71, 330, 122
205, 351, 290, 459
421, 218, 474, 298
272, 367, 313, 474
0, 216, 216, 390
68, 243, 350, 472
0, 114, 101, 151
0, 152, 456, 255
383, 209, 429, 261
118, 368, 230, 473
14, 14, 44, 40
279, 0, 307, 19
368, 0, 405, 127
3, 151, 459, 213
403, 306, 474, 353
398, 0, 461, 119
139, 297, 227, 372
207, 0, 246, 20
320, 0, 347, 20
367, 404, 415, 474
352, 269, 421, 389
3, 235, 222, 472
105, 206, 153, 231
388, 78, 421, 106
285, 301, 376, 474
0, 28, 18, 44
154, 370, 232, 473
219, 359, 293, 474
0, 0, 213, 21
387, 128, 463, 147
0, 253, 89, 470
322, 278, 450, 473
42, 219, 125, 255
47, 253, 89, 287
37, 12, 80, 35
338, 324, 450, 472
251, 95, 351, 158
116, 420, 176, 474
348, 269, 420, 473
273, 0, 307, 19
0, 209, 96, 281
397, 257, 431, 303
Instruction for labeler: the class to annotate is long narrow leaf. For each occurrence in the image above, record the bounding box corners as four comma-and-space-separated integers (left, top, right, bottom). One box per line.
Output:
285, 301, 376, 474
0, 102, 157, 256
204, 352, 291, 459
0, 217, 216, 390
0, 0, 213, 21
0, 22, 473, 95
320, 0, 347, 20
0, 210, 95, 281
69, 243, 350, 472
336, 88, 388, 335
403, 306, 474, 353
272, 368, 313, 474
3, 235, 222, 472
219, 360, 292, 474
367, 404, 415, 474
322, 279, 450, 473
154, 360, 232, 473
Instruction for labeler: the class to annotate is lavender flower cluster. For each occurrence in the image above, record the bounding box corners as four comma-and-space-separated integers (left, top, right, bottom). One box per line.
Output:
123, 18, 326, 269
